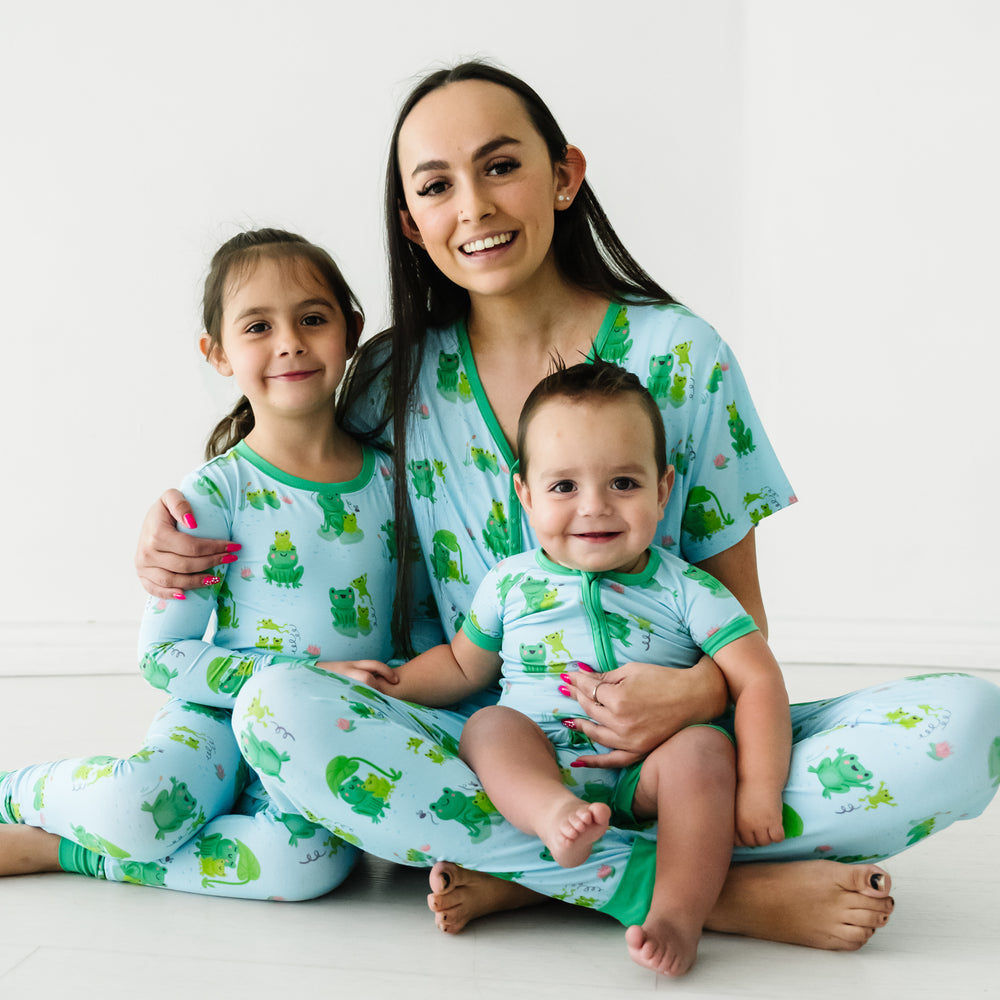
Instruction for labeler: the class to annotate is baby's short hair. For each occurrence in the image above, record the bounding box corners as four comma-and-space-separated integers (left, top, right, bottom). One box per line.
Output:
517, 357, 668, 478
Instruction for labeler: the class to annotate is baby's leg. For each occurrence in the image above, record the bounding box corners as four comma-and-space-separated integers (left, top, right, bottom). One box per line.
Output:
625, 726, 736, 976
460, 706, 610, 869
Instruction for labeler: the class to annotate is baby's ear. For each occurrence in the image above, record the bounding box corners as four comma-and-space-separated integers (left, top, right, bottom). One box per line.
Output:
658, 465, 675, 511
200, 335, 233, 376
513, 472, 532, 512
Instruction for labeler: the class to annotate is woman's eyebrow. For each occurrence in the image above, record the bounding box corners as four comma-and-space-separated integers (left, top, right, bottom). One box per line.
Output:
410, 136, 521, 177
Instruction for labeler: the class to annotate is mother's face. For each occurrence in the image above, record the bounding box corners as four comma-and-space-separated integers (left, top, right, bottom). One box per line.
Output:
395, 80, 577, 303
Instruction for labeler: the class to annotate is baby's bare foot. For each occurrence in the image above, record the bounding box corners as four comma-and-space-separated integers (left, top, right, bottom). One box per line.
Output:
625, 916, 702, 977
427, 861, 543, 934
0, 824, 62, 876
707, 860, 894, 950
542, 799, 611, 868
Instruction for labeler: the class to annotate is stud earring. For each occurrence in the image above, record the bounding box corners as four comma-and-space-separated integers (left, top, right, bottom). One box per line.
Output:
557, 194, 570, 202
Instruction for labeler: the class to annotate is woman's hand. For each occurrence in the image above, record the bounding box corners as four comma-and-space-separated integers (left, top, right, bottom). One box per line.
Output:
559, 656, 729, 768
135, 489, 240, 599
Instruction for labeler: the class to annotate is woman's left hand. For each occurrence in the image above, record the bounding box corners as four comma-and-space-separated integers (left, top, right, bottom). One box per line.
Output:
558, 655, 729, 768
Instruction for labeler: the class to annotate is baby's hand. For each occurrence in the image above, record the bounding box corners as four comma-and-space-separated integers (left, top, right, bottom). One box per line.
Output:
315, 659, 399, 691
734, 784, 786, 848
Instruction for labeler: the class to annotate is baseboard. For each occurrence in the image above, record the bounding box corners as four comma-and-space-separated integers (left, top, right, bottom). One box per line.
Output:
0, 622, 138, 677
767, 616, 1000, 672
1, 618, 997, 678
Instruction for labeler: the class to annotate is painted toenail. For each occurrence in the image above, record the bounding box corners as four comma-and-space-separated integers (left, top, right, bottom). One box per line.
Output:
869, 873, 886, 891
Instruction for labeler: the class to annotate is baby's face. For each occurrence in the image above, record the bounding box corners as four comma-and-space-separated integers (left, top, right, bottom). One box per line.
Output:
514, 396, 672, 575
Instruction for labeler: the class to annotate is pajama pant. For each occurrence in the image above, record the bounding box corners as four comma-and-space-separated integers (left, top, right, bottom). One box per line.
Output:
0, 697, 358, 900
230, 664, 1000, 926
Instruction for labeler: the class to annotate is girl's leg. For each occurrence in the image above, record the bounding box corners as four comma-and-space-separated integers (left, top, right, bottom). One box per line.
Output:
460, 706, 610, 869
68, 779, 360, 900
232, 664, 645, 912
624, 727, 736, 977
1, 698, 241, 870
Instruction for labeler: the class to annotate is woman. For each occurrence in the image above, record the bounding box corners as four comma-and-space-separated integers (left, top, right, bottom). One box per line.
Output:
136, 61, 1000, 950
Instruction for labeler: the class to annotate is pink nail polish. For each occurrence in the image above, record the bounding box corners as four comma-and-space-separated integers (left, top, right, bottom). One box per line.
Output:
172, 592, 186, 601
558, 685, 571, 697
562, 719, 577, 730
570, 760, 586, 768
202, 575, 221, 586
182, 513, 197, 529
226, 543, 242, 553
221, 553, 238, 564
575, 662, 595, 673
559, 673, 572, 684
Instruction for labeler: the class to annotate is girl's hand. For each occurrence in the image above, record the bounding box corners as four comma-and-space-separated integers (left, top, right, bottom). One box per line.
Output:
558, 656, 729, 768
734, 785, 786, 848
314, 659, 399, 691
135, 489, 239, 599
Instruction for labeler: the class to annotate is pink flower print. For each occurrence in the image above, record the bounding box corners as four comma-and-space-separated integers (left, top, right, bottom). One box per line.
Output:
281, 495, 293, 504
714, 454, 729, 470
661, 535, 675, 548
420, 845, 431, 853
706, 626, 719, 638
215, 764, 226, 781
610, 582, 625, 595
720, 362, 729, 372
597, 864, 615, 881
241, 567, 253, 579
154, 599, 168, 614
336, 718, 356, 732
928, 741, 954, 761
788, 495, 799, 505
307, 645, 321, 657
816, 845, 832, 853
419, 403, 430, 420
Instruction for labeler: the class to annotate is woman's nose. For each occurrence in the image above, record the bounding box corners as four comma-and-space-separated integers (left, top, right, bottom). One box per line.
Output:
458, 179, 495, 223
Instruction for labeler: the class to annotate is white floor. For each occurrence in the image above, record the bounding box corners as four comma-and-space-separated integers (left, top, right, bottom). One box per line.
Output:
2, 663, 998, 999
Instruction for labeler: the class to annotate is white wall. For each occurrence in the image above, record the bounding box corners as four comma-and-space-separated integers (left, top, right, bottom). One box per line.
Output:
0, 0, 995, 672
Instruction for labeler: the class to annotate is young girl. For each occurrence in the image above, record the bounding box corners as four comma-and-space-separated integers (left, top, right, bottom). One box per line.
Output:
136, 62, 1000, 949
343, 360, 792, 976
0, 228, 417, 898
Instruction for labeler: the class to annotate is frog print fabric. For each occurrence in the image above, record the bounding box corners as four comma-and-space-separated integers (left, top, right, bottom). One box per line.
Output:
0, 441, 431, 899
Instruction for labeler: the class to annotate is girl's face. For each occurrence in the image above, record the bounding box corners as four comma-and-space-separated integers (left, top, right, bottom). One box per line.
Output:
204, 255, 360, 426
396, 79, 582, 305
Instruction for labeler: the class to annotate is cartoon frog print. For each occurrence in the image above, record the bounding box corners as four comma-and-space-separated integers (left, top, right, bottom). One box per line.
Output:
429, 787, 499, 840
682, 485, 735, 542
646, 354, 674, 405
519, 576, 561, 613
325, 756, 401, 823
317, 492, 346, 537
330, 587, 359, 631
340, 512, 364, 544
436, 351, 461, 399
604, 612, 632, 645
808, 748, 874, 798
431, 530, 470, 584
482, 500, 509, 559
544, 630, 572, 659
263, 531, 304, 588
239, 727, 291, 781
118, 860, 168, 886
727, 402, 756, 456
706, 361, 724, 394
519, 642, 549, 673
139, 651, 178, 691
470, 445, 499, 475
408, 459, 437, 502
141, 777, 198, 840
672, 340, 693, 369
193, 474, 225, 508
682, 564, 731, 597
667, 373, 688, 408
216, 578, 240, 630
601, 305, 632, 362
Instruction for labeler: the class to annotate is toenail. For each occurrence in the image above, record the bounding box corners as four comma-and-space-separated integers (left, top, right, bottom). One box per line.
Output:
869, 873, 886, 891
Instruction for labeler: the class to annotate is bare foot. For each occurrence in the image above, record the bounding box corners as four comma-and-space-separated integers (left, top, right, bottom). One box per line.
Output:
542, 800, 611, 868
427, 862, 544, 934
625, 916, 702, 977
0, 824, 62, 876
707, 860, 893, 950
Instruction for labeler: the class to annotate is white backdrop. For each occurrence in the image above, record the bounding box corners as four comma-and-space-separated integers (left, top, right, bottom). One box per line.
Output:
1, 0, 996, 672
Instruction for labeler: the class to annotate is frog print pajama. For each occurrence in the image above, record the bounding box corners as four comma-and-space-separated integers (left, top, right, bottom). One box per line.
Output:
1, 442, 435, 899
234, 302, 1000, 924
